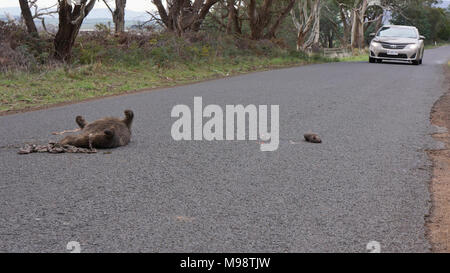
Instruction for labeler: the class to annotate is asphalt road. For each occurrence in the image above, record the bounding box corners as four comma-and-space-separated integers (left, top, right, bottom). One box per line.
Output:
1, 46, 450, 253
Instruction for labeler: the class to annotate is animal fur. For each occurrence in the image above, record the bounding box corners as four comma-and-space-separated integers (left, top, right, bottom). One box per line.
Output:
60, 110, 134, 149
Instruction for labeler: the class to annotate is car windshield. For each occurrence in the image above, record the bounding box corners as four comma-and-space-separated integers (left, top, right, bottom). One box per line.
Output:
377, 27, 417, 38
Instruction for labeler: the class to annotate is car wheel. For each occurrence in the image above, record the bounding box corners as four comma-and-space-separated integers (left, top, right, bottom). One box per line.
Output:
412, 60, 420, 65
369, 57, 375, 63
376, 59, 382, 63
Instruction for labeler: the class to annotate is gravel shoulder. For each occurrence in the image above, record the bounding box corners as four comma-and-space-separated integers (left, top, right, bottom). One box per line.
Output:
427, 63, 450, 252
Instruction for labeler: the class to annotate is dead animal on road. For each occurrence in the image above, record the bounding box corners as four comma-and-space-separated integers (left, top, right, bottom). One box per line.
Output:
304, 133, 322, 143
18, 110, 134, 154
59, 110, 134, 149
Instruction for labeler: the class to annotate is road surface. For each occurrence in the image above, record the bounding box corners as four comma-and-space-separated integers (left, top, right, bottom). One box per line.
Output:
1, 46, 449, 252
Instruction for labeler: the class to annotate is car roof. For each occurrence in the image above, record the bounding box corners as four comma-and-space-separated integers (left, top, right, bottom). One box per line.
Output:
381, 25, 417, 29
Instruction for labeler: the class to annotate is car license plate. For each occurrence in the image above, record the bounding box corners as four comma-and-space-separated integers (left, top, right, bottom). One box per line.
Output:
387, 50, 398, 55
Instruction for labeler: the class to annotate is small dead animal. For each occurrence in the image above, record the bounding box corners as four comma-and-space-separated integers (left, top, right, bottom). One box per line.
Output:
304, 133, 322, 143
59, 110, 134, 149
18, 110, 134, 154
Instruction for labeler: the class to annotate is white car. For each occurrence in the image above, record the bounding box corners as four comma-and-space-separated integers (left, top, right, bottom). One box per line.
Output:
369, 25, 425, 65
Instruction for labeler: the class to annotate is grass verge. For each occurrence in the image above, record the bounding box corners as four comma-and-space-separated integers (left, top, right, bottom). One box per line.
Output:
0, 54, 349, 114
338, 54, 369, 62
425, 42, 450, 50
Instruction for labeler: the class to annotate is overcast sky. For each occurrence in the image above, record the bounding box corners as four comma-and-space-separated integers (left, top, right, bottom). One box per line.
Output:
0, 0, 155, 12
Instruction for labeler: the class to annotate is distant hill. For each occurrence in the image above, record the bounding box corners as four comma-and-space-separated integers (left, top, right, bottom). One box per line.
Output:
0, 7, 150, 21
0, 7, 151, 30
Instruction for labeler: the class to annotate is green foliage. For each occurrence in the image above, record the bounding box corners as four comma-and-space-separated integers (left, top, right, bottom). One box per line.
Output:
391, 2, 450, 43
150, 46, 171, 66
58, 31, 299, 69
0, 21, 53, 72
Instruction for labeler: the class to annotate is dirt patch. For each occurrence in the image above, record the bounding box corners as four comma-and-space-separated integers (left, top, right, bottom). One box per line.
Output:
427, 63, 450, 252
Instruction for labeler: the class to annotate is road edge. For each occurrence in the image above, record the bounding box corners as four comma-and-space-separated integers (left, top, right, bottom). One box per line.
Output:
426, 62, 450, 252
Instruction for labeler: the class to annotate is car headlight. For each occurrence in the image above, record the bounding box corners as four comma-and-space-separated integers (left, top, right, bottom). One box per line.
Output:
406, 44, 418, 50
370, 41, 381, 47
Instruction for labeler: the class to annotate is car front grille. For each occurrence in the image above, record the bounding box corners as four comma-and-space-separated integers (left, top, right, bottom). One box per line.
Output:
378, 53, 408, 59
381, 43, 407, 49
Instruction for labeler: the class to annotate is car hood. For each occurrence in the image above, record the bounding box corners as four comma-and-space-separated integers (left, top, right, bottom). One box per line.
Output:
374, 37, 418, 44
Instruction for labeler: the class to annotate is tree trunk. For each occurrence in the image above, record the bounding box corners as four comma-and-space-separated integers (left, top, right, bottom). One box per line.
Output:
296, 31, 307, 51
152, 0, 218, 34
328, 30, 333, 48
54, 0, 96, 61
18, 0, 38, 36
374, 13, 383, 32
226, 0, 241, 34
152, 0, 173, 30
350, 9, 358, 48
248, 0, 273, 40
247, 0, 295, 40
311, 3, 321, 50
113, 0, 126, 33
338, 3, 350, 48
191, 0, 219, 31
264, 0, 296, 39
292, 0, 321, 51
350, 0, 368, 49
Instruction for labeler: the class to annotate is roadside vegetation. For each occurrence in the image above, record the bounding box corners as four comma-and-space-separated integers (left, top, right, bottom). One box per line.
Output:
425, 42, 450, 49
1, 0, 449, 113
0, 26, 338, 112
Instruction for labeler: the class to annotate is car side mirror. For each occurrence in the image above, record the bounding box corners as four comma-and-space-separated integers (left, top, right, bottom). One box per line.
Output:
419, 35, 425, 40
369, 33, 376, 38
